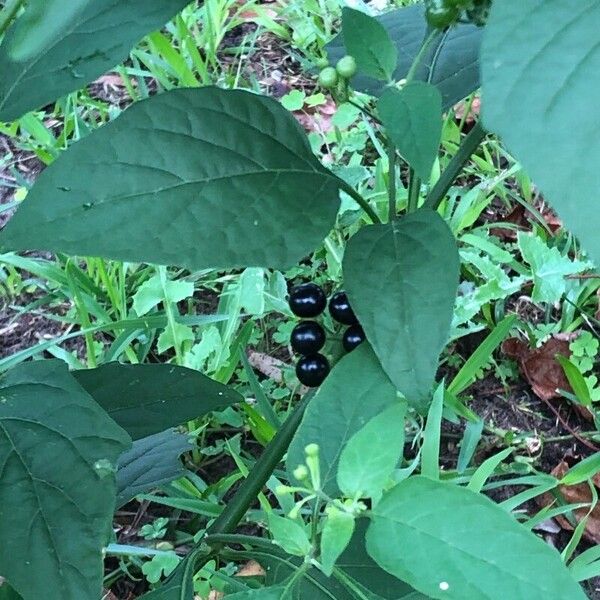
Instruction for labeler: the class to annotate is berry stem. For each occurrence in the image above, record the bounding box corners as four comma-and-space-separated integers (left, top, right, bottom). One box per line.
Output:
407, 168, 421, 213
405, 27, 441, 84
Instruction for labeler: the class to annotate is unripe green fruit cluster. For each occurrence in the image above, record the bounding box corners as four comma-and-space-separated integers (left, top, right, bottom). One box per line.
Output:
317, 55, 357, 89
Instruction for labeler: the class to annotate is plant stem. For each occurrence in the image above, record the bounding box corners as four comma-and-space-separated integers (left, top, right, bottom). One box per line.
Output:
424, 121, 487, 211
158, 265, 183, 365
340, 182, 381, 224
405, 27, 441, 84
387, 143, 397, 222
0, 0, 24, 36
406, 168, 420, 213
206, 391, 314, 539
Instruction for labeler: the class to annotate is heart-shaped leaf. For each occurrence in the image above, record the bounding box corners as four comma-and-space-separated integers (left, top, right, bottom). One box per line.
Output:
0, 88, 340, 271
0, 361, 130, 600
343, 210, 459, 411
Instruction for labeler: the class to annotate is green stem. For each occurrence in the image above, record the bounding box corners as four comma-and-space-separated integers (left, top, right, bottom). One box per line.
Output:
158, 265, 183, 365
405, 27, 441, 83
207, 391, 314, 539
340, 182, 381, 224
424, 121, 487, 211
387, 143, 397, 222
407, 168, 421, 213
0, 0, 24, 36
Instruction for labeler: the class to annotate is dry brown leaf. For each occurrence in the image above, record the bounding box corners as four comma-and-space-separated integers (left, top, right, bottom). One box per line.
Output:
237, 560, 266, 577
293, 98, 337, 135
502, 336, 572, 401
490, 205, 528, 241
538, 461, 600, 543
454, 96, 481, 124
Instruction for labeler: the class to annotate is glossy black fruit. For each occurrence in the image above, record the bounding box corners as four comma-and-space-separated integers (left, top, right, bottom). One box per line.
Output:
343, 324, 365, 352
289, 283, 327, 318
296, 354, 330, 387
329, 291, 357, 325
291, 321, 326, 355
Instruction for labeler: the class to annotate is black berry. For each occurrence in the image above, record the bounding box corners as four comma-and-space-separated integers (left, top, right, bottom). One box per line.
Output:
291, 321, 326, 355
329, 291, 357, 325
289, 283, 327, 318
343, 324, 365, 352
296, 354, 330, 387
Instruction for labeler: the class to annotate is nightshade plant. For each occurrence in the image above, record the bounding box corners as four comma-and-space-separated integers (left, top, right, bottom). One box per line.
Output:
0, 0, 599, 598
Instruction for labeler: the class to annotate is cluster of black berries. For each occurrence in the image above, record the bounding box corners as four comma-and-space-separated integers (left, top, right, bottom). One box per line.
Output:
288, 283, 365, 387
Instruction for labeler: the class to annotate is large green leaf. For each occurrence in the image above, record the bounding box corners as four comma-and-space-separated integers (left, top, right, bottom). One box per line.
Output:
327, 4, 482, 109
0, 361, 130, 600
226, 587, 285, 599
481, 0, 600, 266
341, 8, 397, 81
366, 476, 587, 599
73, 362, 241, 440
338, 521, 427, 600
377, 83, 442, 181
116, 429, 191, 507
4, 0, 90, 63
0, 88, 340, 270
343, 210, 459, 411
0, 0, 190, 121
286, 344, 398, 495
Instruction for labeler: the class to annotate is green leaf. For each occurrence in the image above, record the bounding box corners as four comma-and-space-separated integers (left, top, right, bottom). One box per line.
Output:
420, 383, 444, 480
73, 362, 241, 440
557, 355, 592, 407
0, 88, 340, 270
320, 508, 355, 576
286, 344, 398, 495
0, 361, 130, 600
337, 520, 425, 599
4, 0, 90, 63
343, 210, 459, 411
268, 514, 312, 557
140, 547, 210, 600
116, 429, 191, 507
366, 476, 587, 599
481, 0, 600, 266
341, 8, 397, 81
337, 402, 406, 499
517, 233, 591, 303
0, 583, 22, 600
328, 5, 482, 109
133, 274, 194, 316
0, 0, 190, 121
561, 452, 600, 486
378, 83, 442, 180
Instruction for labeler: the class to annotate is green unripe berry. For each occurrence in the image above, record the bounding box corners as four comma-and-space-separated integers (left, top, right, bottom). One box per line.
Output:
304, 443, 319, 457
318, 67, 338, 89
315, 57, 330, 69
293, 465, 309, 481
336, 55, 357, 79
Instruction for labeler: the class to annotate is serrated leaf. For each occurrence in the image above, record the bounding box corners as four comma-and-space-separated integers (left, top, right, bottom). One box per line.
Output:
286, 344, 398, 495
73, 362, 241, 440
0, 0, 190, 121
320, 508, 355, 576
337, 403, 406, 499
328, 5, 482, 109
133, 274, 194, 316
268, 514, 312, 557
343, 210, 459, 411
366, 477, 586, 599
378, 83, 442, 180
481, 0, 600, 266
342, 8, 397, 81
116, 429, 191, 507
0, 88, 340, 270
0, 361, 130, 600
517, 232, 591, 304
